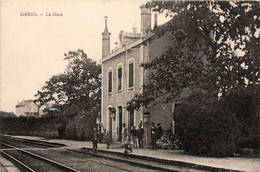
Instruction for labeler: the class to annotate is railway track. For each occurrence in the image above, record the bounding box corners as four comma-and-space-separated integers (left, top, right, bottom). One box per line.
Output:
0, 136, 207, 172
0, 142, 79, 172
0, 137, 160, 172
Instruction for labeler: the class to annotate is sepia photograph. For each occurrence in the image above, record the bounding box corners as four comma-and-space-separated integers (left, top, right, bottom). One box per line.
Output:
0, 0, 259, 171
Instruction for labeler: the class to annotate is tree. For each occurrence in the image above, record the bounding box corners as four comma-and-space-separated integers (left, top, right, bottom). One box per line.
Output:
35, 49, 101, 118
225, 88, 259, 151
130, 1, 259, 106
35, 49, 101, 109
35, 49, 101, 139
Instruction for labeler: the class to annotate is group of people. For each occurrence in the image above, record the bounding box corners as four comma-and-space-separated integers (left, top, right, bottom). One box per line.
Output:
92, 127, 111, 153
122, 122, 163, 150
121, 123, 145, 148
91, 122, 163, 153
150, 122, 163, 150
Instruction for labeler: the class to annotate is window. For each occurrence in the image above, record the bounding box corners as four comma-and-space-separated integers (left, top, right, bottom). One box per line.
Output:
118, 67, 122, 90
129, 62, 134, 88
108, 71, 112, 93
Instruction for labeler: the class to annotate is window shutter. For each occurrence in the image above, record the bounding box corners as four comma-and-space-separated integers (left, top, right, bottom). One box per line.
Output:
108, 71, 112, 93
129, 63, 134, 87
118, 68, 122, 90
118, 68, 122, 78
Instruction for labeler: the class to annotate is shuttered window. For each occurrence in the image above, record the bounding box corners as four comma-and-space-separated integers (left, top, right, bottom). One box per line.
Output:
108, 71, 112, 93
118, 67, 122, 90
129, 63, 134, 87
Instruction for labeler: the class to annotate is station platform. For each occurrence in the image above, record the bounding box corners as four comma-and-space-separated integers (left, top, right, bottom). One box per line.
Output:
0, 154, 21, 172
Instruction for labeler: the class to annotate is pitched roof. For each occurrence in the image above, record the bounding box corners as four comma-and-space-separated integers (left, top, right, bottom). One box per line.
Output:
101, 32, 155, 63
101, 18, 173, 63
15, 100, 34, 107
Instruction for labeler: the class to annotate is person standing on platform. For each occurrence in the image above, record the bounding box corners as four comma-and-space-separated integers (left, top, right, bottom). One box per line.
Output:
92, 127, 98, 153
130, 126, 137, 148
121, 123, 127, 146
157, 123, 163, 140
103, 129, 112, 149
137, 124, 144, 148
150, 122, 157, 150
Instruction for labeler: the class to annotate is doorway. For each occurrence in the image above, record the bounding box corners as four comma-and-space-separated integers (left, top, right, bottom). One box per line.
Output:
118, 106, 122, 141
109, 112, 112, 139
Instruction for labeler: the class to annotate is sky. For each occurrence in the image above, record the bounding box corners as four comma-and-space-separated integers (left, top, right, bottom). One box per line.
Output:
0, 0, 170, 113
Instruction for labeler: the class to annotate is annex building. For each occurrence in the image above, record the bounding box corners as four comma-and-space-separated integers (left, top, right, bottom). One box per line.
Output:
15, 100, 39, 117
15, 100, 54, 117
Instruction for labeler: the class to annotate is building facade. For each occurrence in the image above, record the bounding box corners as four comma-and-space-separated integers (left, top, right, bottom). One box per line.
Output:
15, 100, 39, 117
101, 5, 181, 144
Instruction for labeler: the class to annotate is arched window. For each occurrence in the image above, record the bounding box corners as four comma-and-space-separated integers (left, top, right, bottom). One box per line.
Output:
107, 67, 113, 94
117, 63, 123, 91
127, 58, 135, 89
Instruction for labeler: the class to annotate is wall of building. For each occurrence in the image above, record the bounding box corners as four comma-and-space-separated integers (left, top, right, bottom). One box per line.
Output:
146, 32, 175, 139
16, 106, 25, 117
25, 102, 38, 115
146, 31, 200, 137
102, 45, 143, 141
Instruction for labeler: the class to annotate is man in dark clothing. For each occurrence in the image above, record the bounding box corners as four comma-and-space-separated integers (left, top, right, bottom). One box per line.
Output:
92, 127, 98, 153
130, 126, 137, 148
103, 129, 112, 149
137, 124, 144, 148
150, 122, 157, 150
157, 123, 163, 140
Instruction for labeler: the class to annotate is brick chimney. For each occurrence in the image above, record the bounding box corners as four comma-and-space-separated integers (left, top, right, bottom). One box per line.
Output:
140, 4, 151, 36
101, 16, 111, 58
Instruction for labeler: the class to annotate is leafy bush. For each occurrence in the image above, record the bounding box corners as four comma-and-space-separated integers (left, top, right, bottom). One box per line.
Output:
0, 111, 16, 118
64, 106, 97, 141
175, 93, 239, 157
0, 116, 60, 138
156, 134, 183, 150
65, 120, 95, 141
65, 123, 78, 140
156, 134, 173, 150
225, 89, 259, 153
58, 122, 67, 139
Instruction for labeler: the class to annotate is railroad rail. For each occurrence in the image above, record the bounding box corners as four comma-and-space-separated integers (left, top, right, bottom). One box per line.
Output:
0, 135, 65, 148
0, 142, 79, 172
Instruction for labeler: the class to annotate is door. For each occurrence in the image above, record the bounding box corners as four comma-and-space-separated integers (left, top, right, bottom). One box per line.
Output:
118, 106, 122, 141
109, 112, 112, 139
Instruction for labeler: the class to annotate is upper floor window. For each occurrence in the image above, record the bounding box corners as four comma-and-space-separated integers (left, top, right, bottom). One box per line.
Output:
118, 67, 122, 90
128, 62, 134, 88
108, 69, 112, 93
